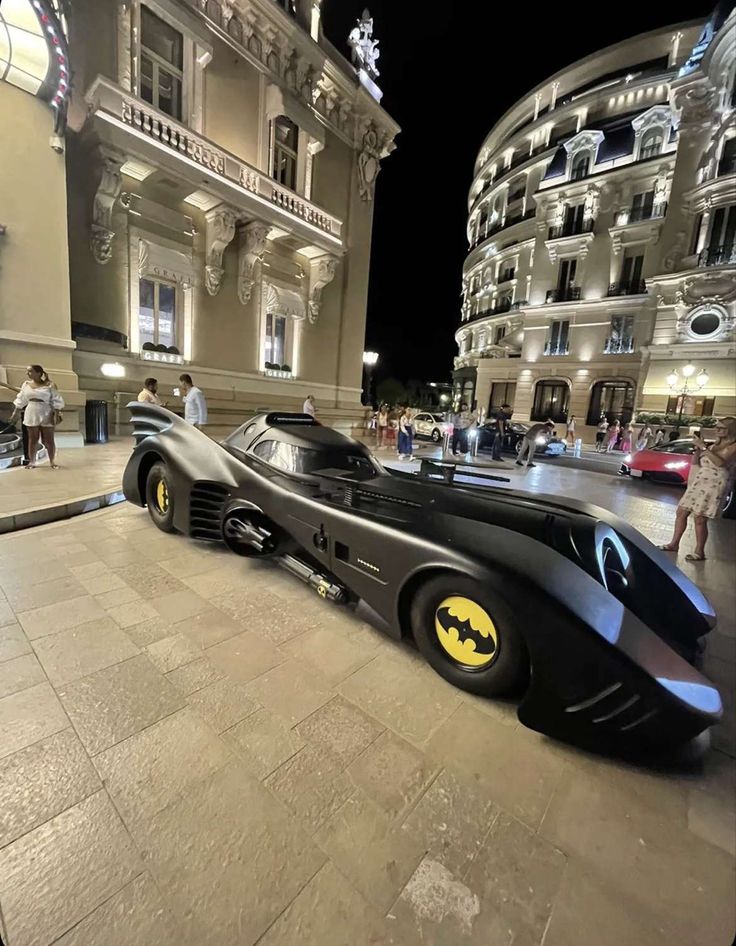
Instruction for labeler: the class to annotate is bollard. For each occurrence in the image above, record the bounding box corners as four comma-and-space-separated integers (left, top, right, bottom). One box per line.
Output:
574, 437, 582, 458
444, 430, 452, 457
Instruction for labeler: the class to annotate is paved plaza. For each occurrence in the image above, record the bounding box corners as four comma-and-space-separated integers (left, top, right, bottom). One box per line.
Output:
0, 462, 734, 946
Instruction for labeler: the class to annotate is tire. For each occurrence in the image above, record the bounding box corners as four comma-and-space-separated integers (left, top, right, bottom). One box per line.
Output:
514, 439, 522, 454
145, 461, 176, 532
410, 574, 528, 697
723, 487, 735, 520
431, 428, 442, 443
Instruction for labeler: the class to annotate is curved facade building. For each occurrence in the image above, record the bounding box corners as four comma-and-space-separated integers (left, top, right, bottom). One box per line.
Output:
455, 7, 736, 433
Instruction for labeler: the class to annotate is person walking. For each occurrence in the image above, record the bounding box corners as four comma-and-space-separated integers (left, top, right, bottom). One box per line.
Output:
137, 378, 162, 405
515, 420, 554, 468
635, 424, 652, 451
302, 394, 316, 418
179, 374, 208, 428
492, 403, 512, 461
654, 427, 666, 447
605, 419, 620, 453
661, 417, 736, 561
10, 365, 64, 469
565, 414, 576, 446
620, 422, 634, 453
397, 407, 414, 459
595, 416, 609, 452
376, 403, 389, 448
450, 402, 473, 456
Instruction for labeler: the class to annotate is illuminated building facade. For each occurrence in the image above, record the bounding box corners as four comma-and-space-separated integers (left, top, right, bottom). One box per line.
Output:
455, 7, 735, 433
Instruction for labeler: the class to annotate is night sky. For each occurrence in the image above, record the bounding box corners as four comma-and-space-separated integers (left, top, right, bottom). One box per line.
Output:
321, 1, 714, 386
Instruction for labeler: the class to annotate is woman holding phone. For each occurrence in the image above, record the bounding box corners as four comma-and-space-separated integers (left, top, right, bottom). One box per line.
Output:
660, 417, 736, 561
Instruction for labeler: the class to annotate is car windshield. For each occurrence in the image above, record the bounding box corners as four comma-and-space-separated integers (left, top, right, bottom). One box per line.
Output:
253, 440, 385, 481
652, 440, 695, 455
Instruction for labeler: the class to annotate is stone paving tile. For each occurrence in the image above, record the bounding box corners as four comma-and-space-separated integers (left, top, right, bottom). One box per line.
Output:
0, 622, 32, 663
75, 570, 128, 596
245, 659, 333, 726
280, 623, 380, 687
315, 790, 427, 913
0, 729, 100, 849
210, 589, 321, 645
0, 652, 45, 700
158, 550, 227, 580
3, 575, 88, 613
225, 706, 305, 780
32, 618, 139, 687
0, 682, 68, 760
94, 585, 142, 610
144, 632, 202, 673
95, 707, 233, 833
348, 729, 438, 818
106, 599, 161, 629
296, 695, 385, 767
181, 566, 248, 600
68, 561, 109, 582
149, 588, 211, 623
399, 769, 497, 879
0, 790, 142, 946
138, 760, 327, 946
113, 563, 183, 600
58, 655, 185, 755
339, 651, 462, 746
257, 861, 388, 946
687, 750, 736, 857
424, 703, 565, 830
265, 743, 355, 834
0, 597, 15, 628
166, 655, 227, 695
175, 607, 245, 649
53, 872, 183, 946
187, 678, 259, 732
206, 629, 284, 683
539, 759, 736, 944
17, 595, 108, 641
123, 616, 175, 648
0, 560, 72, 591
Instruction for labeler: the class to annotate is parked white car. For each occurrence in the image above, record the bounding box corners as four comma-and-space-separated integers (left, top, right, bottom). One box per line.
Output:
412, 411, 452, 443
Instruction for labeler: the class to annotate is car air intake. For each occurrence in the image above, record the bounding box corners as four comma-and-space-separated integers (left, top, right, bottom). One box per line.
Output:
189, 482, 229, 541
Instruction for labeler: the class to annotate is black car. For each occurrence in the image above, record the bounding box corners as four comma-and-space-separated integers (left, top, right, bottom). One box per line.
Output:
123, 405, 722, 756
476, 420, 567, 457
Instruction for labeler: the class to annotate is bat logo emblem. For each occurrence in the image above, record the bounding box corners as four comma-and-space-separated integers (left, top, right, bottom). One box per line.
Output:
434, 596, 498, 668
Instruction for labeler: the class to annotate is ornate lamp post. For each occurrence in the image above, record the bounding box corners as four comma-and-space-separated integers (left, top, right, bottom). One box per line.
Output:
666, 363, 709, 429
362, 351, 379, 406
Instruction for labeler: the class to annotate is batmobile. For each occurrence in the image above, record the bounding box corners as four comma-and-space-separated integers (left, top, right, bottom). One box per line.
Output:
123, 405, 723, 756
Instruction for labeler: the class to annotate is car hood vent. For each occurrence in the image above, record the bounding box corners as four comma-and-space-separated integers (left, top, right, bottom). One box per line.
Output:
189, 482, 229, 541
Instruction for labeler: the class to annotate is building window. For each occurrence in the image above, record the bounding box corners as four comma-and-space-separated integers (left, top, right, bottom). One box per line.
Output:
604, 315, 635, 353
271, 116, 298, 190
544, 319, 570, 355
630, 191, 655, 222
665, 395, 715, 418
586, 380, 634, 425
494, 324, 507, 344
140, 6, 183, 120
620, 249, 644, 291
265, 312, 287, 366
640, 128, 663, 160
273, 0, 297, 16
571, 153, 590, 180
718, 137, 736, 177
489, 382, 516, 412
138, 277, 178, 349
531, 381, 569, 422
687, 305, 724, 340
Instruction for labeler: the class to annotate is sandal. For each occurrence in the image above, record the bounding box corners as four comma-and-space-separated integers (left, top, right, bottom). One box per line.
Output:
658, 545, 677, 551
685, 553, 706, 562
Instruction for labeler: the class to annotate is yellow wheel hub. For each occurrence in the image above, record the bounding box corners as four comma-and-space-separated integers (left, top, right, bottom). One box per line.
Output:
155, 479, 169, 513
434, 596, 498, 668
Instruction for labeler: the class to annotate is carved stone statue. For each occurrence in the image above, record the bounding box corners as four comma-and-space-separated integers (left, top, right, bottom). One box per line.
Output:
90, 151, 123, 264
308, 255, 338, 323
205, 207, 237, 296
348, 9, 380, 80
662, 230, 686, 272
357, 125, 382, 201
237, 220, 270, 305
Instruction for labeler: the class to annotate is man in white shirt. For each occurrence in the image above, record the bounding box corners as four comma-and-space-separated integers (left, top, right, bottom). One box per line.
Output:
179, 373, 208, 428
303, 395, 316, 417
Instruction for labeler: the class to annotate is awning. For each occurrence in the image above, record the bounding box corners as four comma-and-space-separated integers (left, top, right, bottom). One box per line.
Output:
264, 283, 306, 320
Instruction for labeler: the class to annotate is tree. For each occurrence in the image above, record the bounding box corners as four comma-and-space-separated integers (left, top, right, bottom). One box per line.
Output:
376, 377, 407, 406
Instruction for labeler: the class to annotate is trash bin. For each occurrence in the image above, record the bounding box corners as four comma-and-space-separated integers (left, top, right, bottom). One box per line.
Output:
85, 400, 109, 444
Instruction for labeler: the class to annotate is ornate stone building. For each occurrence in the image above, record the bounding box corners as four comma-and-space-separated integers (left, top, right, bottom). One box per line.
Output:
454, 7, 735, 435
0, 0, 398, 438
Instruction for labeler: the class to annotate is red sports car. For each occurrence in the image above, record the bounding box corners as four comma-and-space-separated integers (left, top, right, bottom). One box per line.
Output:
620, 438, 735, 518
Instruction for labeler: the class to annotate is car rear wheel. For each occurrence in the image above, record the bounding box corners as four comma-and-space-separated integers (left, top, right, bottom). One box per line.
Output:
431, 428, 442, 443
145, 461, 176, 533
410, 574, 528, 697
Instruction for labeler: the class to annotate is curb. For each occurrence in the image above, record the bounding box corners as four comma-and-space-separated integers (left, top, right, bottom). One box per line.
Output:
0, 489, 126, 535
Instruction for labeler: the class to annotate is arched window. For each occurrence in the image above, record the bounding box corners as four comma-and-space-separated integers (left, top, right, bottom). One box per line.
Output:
531, 381, 569, 423
571, 153, 590, 181
640, 128, 663, 160
586, 380, 635, 426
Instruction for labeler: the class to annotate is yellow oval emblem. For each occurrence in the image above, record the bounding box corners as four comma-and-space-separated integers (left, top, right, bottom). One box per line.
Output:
156, 479, 169, 513
434, 596, 498, 668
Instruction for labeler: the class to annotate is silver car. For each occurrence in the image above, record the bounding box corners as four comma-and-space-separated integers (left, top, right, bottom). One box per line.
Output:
412, 412, 451, 443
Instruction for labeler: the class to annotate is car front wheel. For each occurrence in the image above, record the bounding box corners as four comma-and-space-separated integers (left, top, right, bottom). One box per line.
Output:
145, 461, 176, 532
431, 428, 442, 443
410, 574, 528, 697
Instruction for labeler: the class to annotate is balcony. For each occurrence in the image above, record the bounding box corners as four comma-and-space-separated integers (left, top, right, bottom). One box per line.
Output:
543, 339, 570, 356
603, 336, 635, 354
607, 280, 647, 296
547, 219, 595, 240
466, 299, 528, 324
698, 243, 736, 267
86, 77, 343, 252
545, 286, 581, 303
507, 187, 526, 203
470, 209, 536, 249
498, 268, 516, 283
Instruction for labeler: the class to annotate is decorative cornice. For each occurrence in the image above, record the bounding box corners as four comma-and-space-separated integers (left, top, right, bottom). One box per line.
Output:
237, 220, 270, 304
204, 206, 238, 295
308, 255, 338, 323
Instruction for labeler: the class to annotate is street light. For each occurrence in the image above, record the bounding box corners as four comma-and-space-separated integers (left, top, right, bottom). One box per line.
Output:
362, 351, 379, 406
667, 363, 709, 429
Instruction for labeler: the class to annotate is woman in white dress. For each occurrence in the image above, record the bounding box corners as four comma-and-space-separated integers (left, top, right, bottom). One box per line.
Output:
661, 417, 736, 561
11, 365, 64, 469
